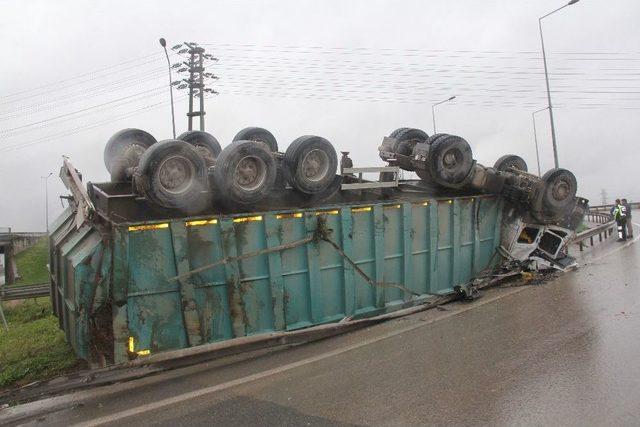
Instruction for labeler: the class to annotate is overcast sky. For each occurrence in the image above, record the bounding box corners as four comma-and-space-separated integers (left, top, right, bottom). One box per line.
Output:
1, 0, 639, 231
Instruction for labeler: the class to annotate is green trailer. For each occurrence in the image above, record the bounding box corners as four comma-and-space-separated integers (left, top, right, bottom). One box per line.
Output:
49, 176, 502, 365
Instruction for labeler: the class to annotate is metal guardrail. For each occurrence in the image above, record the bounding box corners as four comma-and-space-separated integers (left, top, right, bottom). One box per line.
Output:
0, 283, 50, 301
589, 202, 639, 213
573, 212, 616, 251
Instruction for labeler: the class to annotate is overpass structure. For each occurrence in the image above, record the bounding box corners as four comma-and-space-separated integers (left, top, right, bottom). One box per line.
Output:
0, 228, 46, 285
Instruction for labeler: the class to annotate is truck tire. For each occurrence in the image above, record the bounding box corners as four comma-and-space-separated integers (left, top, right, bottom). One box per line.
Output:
233, 127, 278, 152
427, 134, 474, 187
494, 154, 528, 173
177, 131, 221, 166
284, 135, 338, 194
104, 128, 157, 175
413, 134, 448, 180
391, 128, 429, 171
214, 140, 277, 204
389, 127, 409, 139
537, 168, 578, 213
134, 140, 208, 210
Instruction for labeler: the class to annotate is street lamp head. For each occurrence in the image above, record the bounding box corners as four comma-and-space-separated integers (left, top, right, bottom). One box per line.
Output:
448, 96, 456, 101
159, 38, 167, 48
567, 0, 580, 4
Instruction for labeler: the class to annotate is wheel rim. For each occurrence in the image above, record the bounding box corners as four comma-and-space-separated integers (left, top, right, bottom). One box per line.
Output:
442, 148, 462, 170
550, 177, 571, 202
122, 143, 146, 167
234, 155, 267, 191
157, 155, 196, 194
301, 149, 330, 182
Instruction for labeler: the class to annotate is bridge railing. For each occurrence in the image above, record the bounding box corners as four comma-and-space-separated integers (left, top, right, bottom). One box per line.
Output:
589, 202, 639, 213
573, 211, 616, 251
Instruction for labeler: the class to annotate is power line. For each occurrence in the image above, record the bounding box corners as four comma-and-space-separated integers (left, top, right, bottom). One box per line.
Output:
0, 52, 164, 100
0, 90, 169, 139
214, 87, 640, 110
212, 54, 640, 75
0, 96, 190, 153
203, 43, 640, 60
0, 86, 165, 135
0, 68, 168, 119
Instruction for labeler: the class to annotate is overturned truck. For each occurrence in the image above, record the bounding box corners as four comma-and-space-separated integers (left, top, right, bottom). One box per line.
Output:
49, 126, 586, 365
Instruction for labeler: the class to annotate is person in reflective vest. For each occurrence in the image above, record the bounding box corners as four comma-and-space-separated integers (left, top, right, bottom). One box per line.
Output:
612, 200, 628, 241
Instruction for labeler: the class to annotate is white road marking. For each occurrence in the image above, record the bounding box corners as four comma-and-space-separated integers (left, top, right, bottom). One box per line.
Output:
73, 287, 527, 427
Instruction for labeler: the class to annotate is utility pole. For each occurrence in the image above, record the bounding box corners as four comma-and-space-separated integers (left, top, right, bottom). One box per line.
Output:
170, 42, 218, 132
431, 96, 456, 134
159, 37, 176, 139
538, 0, 582, 168
532, 107, 548, 176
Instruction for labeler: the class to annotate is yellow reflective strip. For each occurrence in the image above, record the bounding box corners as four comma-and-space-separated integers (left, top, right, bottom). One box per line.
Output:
136, 349, 151, 356
233, 215, 263, 223
128, 336, 135, 353
185, 219, 218, 227
315, 210, 339, 216
448, 200, 453, 204
276, 213, 303, 219
128, 223, 169, 232
384, 204, 401, 209
352, 206, 372, 213
422, 201, 429, 206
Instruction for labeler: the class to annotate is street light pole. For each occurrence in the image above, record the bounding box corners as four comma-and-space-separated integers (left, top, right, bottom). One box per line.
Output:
539, 0, 581, 169
431, 95, 456, 134
41, 173, 52, 233
532, 107, 548, 176
159, 37, 177, 139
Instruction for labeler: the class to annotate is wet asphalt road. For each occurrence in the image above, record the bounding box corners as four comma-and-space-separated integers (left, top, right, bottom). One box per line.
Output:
9, 229, 640, 426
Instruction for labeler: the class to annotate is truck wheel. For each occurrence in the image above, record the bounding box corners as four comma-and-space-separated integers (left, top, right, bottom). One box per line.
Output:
134, 140, 208, 210
538, 168, 577, 213
284, 135, 338, 194
389, 127, 409, 139
104, 128, 156, 175
214, 140, 277, 204
177, 131, 221, 166
233, 127, 278, 152
495, 155, 528, 173
427, 134, 474, 187
391, 128, 429, 171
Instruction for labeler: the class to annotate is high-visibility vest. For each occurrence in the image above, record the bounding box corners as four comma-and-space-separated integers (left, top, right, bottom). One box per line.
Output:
614, 205, 628, 220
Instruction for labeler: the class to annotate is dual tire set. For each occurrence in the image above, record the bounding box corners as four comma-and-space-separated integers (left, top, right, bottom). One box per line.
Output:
381, 127, 579, 223
103, 127, 338, 210
380, 128, 476, 188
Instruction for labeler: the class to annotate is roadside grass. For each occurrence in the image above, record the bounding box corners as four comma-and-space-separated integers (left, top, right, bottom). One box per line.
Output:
0, 298, 78, 389
13, 237, 49, 286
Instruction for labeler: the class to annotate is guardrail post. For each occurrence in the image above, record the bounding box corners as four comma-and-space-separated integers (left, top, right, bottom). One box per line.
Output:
579, 241, 584, 252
